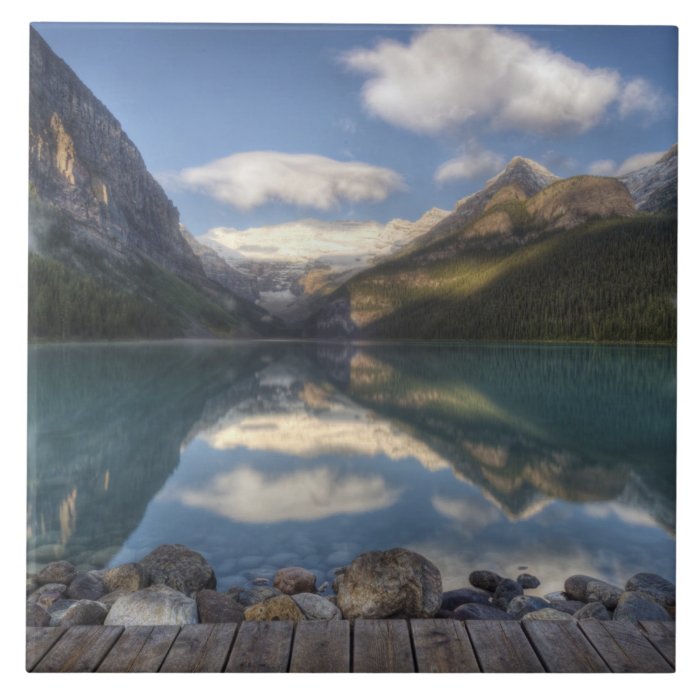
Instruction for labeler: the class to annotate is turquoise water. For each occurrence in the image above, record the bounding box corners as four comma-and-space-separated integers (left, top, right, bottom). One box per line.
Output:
27, 341, 676, 593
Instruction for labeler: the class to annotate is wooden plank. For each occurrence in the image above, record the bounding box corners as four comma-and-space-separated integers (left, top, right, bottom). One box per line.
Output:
33, 625, 123, 673
353, 619, 415, 673
639, 621, 675, 668
578, 620, 673, 673
289, 620, 350, 673
97, 626, 155, 672
410, 619, 479, 673
522, 620, 609, 673
160, 623, 237, 673
226, 621, 294, 673
128, 625, 181, 673
466, 620, 544, 673
26, 627, 67, 672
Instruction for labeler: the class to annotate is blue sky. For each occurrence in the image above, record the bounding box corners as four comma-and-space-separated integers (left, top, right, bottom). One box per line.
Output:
34, 24, 678, 235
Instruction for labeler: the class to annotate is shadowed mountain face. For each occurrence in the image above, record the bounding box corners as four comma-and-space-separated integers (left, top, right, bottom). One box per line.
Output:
28, 342, 675, 589
29, 28, 275, 340
621, 145, 678, 213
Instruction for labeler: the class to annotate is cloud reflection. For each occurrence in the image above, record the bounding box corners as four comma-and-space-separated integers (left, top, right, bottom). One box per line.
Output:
175, 465, 402, 523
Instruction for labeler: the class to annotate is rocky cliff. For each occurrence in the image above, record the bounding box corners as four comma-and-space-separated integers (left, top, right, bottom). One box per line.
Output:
620, 145, 677, 213
29, 28, 271, 339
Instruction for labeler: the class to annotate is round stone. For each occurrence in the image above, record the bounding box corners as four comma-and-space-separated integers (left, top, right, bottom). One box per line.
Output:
140, 545, 216, 596
292, 593, 342, 620
516, 573, 541, 590
273, 567, 317, 595
585, 579, 623, 609
103, 563, 150, 593
26, 602, 51, 627
67, 573, 107, 601
35, 561, 77, 586
244, 594, 305, 622
506, 595, 550, 619
58, 600, 108, 627
196, 589, 246, 623
236, 587, 283, 607
441, 587, 491, 611
336, 548, 442, 620
104, 584, 199, 626
574, 602, 611, 620
27, 583, 66, 610
492, 579, 524, 610
468, 570, 503, 593
625, 573, 675, 607
613, 591, 672, 623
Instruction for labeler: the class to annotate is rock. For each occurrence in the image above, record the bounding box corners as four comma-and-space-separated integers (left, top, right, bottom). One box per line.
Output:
452, 604, 514, 621
327, 595, 338, 607
574, 602, 611, 620
548, 599, 585, 615
35, 561, 77, 586
244, 594, 305, 622
585, 579, 623, 609
47, 599, 75, 626
625, 573, 675, 607
522, 608, 574, 621
53, 600, 108, 627
318, 582, 329, 593
104, 584, 199, 626
273, 567, 317, 595
98, 590, 127, 610
26, 602, 51, 626
67, 573, 107, 601
236, 587, 283, 607
543, 591, 569, 604
27, 576, 39, 596
564, 574, 597, 601
516, 574, 541, 590
506, 595, 550, 619
292, 593, 342, 620
103, 563, 149, 593
225, 586, 245, 600
441, 587, 491, 611
196, 589, 246, 624
335, 548, 442, 620
436, 609, 456, 619
613, 591, 672, 623
468, 570, 503, 592
252, 578, 270, 586
140, 545, 216, 596
332, 574, 344, 594
27, 583, 66, 610
492, 579, 524, 610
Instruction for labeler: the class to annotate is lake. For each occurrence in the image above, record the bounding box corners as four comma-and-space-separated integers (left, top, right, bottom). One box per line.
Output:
27, 340, 676, 594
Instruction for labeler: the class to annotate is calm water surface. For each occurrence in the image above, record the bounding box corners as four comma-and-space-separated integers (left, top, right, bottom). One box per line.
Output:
27, 341, 676, 593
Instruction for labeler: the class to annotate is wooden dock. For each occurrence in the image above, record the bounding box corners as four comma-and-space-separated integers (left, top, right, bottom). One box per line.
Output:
26, 618, 675, 673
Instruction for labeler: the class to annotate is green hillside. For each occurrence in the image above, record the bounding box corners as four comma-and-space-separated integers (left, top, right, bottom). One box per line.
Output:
338, 213, 676, 342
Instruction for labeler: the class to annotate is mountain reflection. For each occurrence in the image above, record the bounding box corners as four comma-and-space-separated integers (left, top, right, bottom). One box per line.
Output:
28, 340, 675, 589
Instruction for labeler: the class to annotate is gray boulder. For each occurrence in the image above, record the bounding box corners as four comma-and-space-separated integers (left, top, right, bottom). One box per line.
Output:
196, 589, 246, 624
507, 595, 550, 619
104, 584, 198, 626
574, 602, 611, 620
336, 548, 442, 620
492, 579, 524, 610
452, 604, 514, 621
236, 586, 282, 607
26, 602, 51, 627
140, 545, 216, 596
35, 561, 77, 586
27, 583, 66, 610
67, 573, 107, 601
585, 579, 623, 609
548, 599, 585, 615
522, 608, 574, 621
292, 593, 342, 620
98, 590, 127, 610
53, 600, 108, 627
469, 570, 503, 592
441, 587, 491, 611
564, 575, 597, 601
625, 573, 675, 607
103, 563, 150, 593
273, 567, 317, 595
516, 574, 541, 590
613, 591, 672, 623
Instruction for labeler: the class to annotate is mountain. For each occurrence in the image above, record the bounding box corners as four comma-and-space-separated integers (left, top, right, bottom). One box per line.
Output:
400, 157, 560, 255
620, 144, 677, 212
308, 168, 676, 342
198, 207, 449, 324
28, 28, 274, 340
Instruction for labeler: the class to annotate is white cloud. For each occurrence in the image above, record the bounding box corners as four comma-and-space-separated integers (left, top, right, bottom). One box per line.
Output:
435, 147, 504, 183
177, 151, 405, 211
588, 159, 616, 176
618, 78, 666, 119
342, 27, 664, 135
588, 151, 664, 177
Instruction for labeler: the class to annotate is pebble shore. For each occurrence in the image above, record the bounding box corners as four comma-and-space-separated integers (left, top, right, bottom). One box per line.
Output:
26, 544, 676, 628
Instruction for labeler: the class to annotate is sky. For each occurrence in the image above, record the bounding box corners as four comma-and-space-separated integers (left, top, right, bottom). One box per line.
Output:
33, 24, 678, 236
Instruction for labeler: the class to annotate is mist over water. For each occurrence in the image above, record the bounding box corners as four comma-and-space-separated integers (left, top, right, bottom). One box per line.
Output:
27, 341, 675, 592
